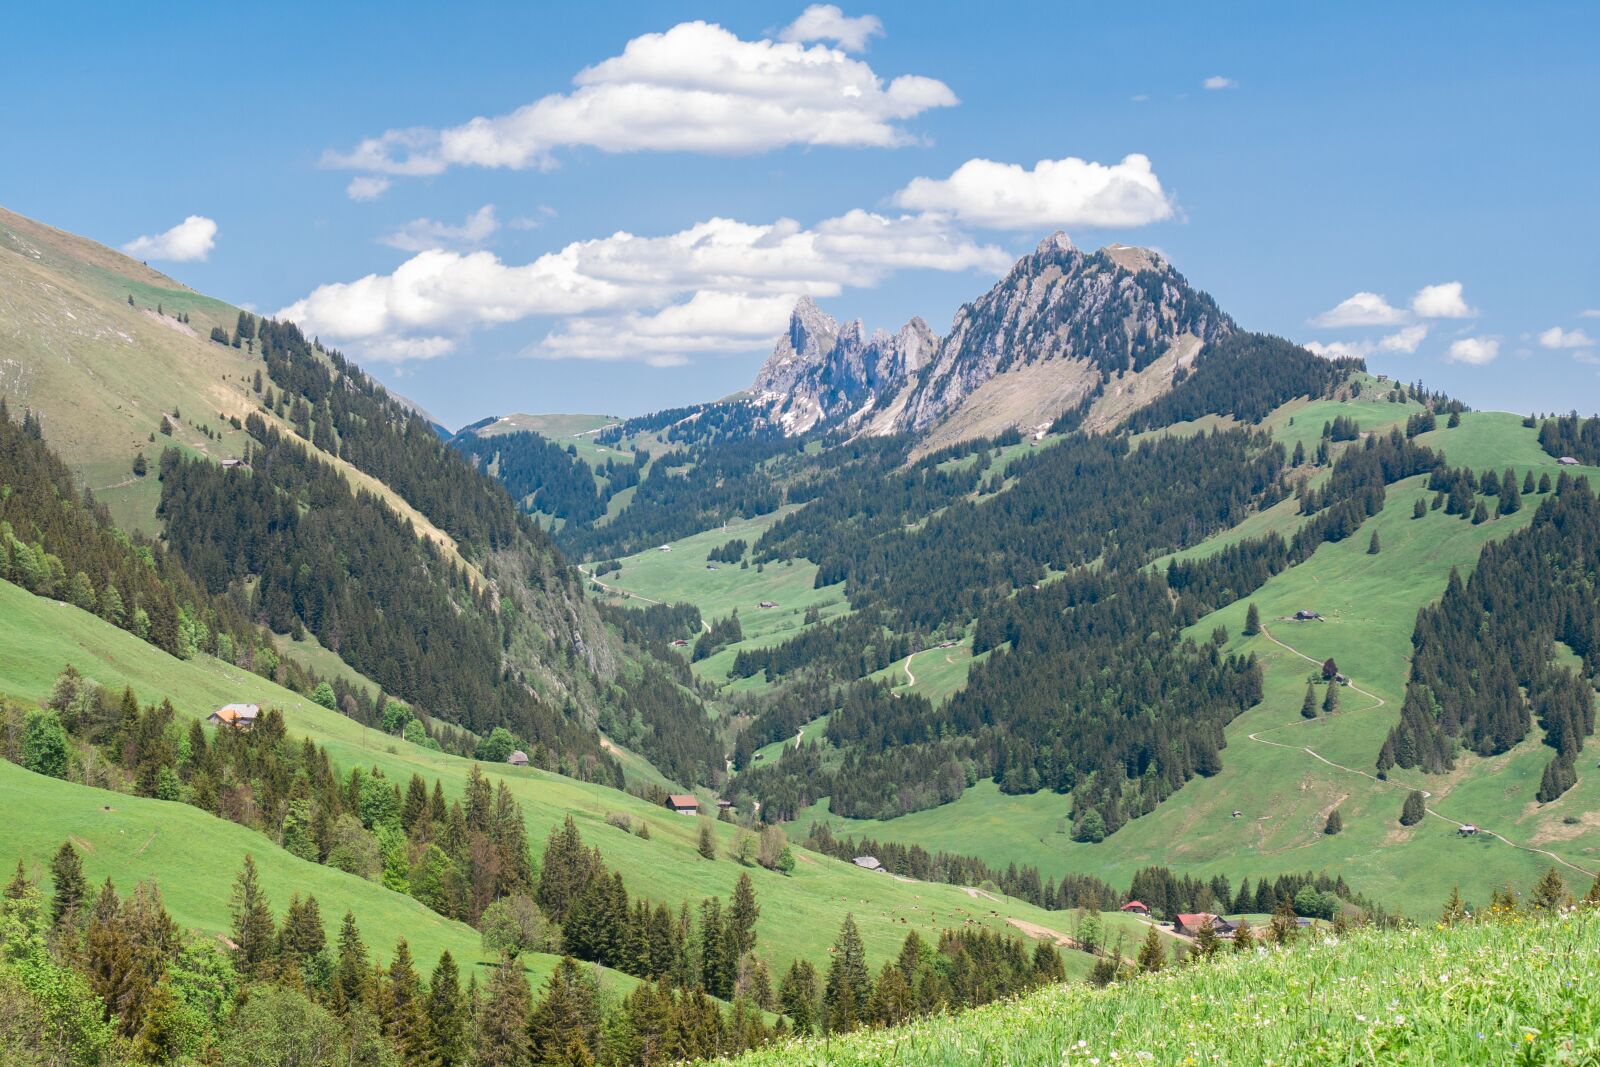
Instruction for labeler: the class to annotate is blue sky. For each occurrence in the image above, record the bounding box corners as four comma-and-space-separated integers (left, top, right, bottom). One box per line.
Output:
4, 1, 1596, 428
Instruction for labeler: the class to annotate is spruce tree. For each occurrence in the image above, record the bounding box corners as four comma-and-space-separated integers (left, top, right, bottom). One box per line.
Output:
334, 910, 372, 1014
529, 957, 600, 1064
1230, 918, 1255, 953
1300, 683, 1318, 719
1243, 602, 1261, 637
229, 854, 276, 980
1322, 681, 1339, 715
1399, 790, 1426, 826
697, 819, 716, 861
1192, 918, 1221, 959
1498, 468, 1521, 514
779, 959, 819, 1034
1530, 868, 1568, 913
1135, 925, 1166, 972
1472, 500, 1489, 524
1413, 497, 1426, 519
1367, 530, 1380, 554
1440, 886, 1467, 926
728, 872, 760, 958
1323, 808, 1343, 835
474, 961, 531, 1067
867, 960, 913, 1026
384, 938, 426, 1061
822, 914, 871, 1033
49, 840, 87, 927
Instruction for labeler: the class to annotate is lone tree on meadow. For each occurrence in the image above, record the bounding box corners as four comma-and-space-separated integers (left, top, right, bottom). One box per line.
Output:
1136, 925, 1166, 973
697, 819, 717, 861
1301, 683, 1318, 719
1322, 680, 1340, 715
1530, 867, 1568, 913
1323, 808, 1343, 835
1243, 602, 1261, 637
1399, 790, 1427, 826
1367, 530, 1381, 554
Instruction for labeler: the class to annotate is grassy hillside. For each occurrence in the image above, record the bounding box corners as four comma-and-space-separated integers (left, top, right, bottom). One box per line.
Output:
587, 508, 852, 687
784, 471, 1597, 916
0, 760, 539, 976
0, 578, 1123, 979
749, 411, 1600, 917
0, 205, 488, 579
717, 911, 1600, 1066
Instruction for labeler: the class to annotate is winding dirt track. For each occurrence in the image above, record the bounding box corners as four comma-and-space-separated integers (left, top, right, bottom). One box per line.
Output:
1249, 623, 1595, 879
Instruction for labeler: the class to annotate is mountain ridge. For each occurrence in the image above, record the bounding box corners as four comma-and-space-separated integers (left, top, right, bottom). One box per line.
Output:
747, 232, 1233, 448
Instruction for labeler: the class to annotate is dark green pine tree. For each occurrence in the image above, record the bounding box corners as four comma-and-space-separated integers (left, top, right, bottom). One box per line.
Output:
1243, 602, 1261, 637
473, 961, 531, 1067
698, 819, 717, 861
1291, 439, 1306, 466
50, 840, 87, 927
1136, 925, 1166, 972
422, 953, 467, 1067
1537, 757, 1576, 803
382, 939, 427, 1061
698, 898, 732, 1000
529, 957, 601, 1065
1472, 500, 1489, 525
822, 914, 871, 1033
1400, 790, 1427, 826
1498, 468, 1522, 514
1324, 808, 1343, 835
728, 872, 760, 959
1367, 530, 1381, 554
779, 959, 819, 1034
1301, 682, 1318, 719
229, 854, 277, 981
1322, 681, 1340, 715
334, 910, 372, 1014
1413, 497, 1427, 519
279, 894, 326, 978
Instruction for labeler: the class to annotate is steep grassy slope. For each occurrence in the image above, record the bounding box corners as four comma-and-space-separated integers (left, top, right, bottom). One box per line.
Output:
718, 912, 1600, 1066
0, 578, 1124, 978
0, 206, 504, 588
0, 760, 523, 975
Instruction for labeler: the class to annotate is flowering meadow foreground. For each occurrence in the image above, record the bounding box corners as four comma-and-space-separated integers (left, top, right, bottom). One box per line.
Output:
714, 907, 1600, 1066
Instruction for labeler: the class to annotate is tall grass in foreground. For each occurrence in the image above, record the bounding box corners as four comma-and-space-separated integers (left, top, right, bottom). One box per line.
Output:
714, 911, 1600, 1065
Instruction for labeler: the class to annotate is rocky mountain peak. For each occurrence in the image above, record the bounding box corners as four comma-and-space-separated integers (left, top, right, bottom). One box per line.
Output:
1035, 230, 1074, 256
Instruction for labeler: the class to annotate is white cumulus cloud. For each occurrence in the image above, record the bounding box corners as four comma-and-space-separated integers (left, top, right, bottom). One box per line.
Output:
1411, 281, 1474, 319
1303, 340, 1369, 361
540, 291, 798, 365
1311, 291, 1408, 327
324, 18, 953, 177
1303, 324, 1429, 360
346, 176, 392, 201
1538, 326, 1595, 349
1202, 75, 1237, 90
891, 153, 1175, 230
1379, 324, 1429, 353
122, 215, 217, 262
1445, 337, 1499, 365
380, 205, 500, 252
779, 4, 884, 51
278, 210, 1008, 363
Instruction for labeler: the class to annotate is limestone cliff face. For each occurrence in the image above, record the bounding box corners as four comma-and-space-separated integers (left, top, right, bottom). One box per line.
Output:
751, 297, 937, 434
749, 235, 1234, 443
